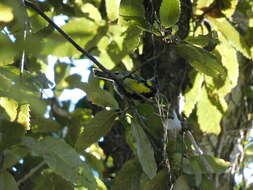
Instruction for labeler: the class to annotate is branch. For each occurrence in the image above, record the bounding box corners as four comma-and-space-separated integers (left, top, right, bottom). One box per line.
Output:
24, 0, 156, 103
23, 0, 109, 75
24, 0, 151, 102
17, 161, 46, 186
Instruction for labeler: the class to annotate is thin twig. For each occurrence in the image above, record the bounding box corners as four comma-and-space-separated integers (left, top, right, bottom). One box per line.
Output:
23, 0, 109, 75
17, 161, 46, 186
186, 130, 214, 173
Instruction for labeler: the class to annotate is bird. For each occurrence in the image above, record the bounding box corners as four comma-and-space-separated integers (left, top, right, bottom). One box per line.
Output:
93, 69, 157, 99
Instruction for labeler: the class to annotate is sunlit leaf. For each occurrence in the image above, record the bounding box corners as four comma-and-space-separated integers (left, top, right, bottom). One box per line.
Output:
95, 177, 107, 190
42, 18, 99, 57
204, 40, 239, 112
81, 3, 102, 23
28, 11, 52, 33
0, 3, 13, 22
176, 43, 226, 79
0, 171, 18, 190
105, 0, 121, 21
75, 110, 117, 150
183, 73, 204, 117
132, 119, 157, 179
81, 81, 119, 109
215, 39, 239, 98
123, 26, 142, 52
218, 0, 239, 17
119, 0, 147, 28
207, 16, 251, 58
22, 136, 97, 189
196, 87, 222, 134
159, 0, 181, 28
0, 97, 18, 121
17, 104, 30, 130
0, 97, 30, 130
195, 0, 215, 15
119, 0, 144, 18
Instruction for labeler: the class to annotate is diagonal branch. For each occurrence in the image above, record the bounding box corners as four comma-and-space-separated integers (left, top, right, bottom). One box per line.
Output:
23, 0, 110, 75
24, 0, 154, 102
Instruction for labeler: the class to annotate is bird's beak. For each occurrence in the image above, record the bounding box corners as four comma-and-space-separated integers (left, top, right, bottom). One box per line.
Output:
93, 68, 114, 81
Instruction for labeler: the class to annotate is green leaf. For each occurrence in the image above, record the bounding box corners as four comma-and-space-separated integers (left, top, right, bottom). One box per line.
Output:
0, 3, 13, 22
0, 171, 18, 190
81, 3, 102, 22
159, 0, 181, 28
106, 0, 121, 21
196, 87, 222, 134
200, 176, 216, 190
22, 136, 97, 189
33, 170, 74, 190
207, 16, 251, 59
75, 110, 117, 150
119, 0, 145, 18
183, 73, 204, 117
123, 26, 142, 52
215, 39, 239, 98
0, 33, 16, 65
203, 40, 239, 112
81, 81, 119, 109
31, 117, 61, 133
83, 152, 104, 177
218, 0, 239, 17
143, 169, 169, 190
184, 155, 230, 174
111, 158, 143, 190
131, 119, 157, 179
175, 43, 226, 79
119, 0, 147, 28
0, 97, 18, 121
205, 155, 230, 173
42, 18, 99, 57
136, 104, 163, 139
173, 175, 190, 190
3, 146, 28, 169
196, 0, 214, 10
29, 12, 52, 33
0, 98, 30, 129
17, 104, 30, 130
0, 120, 25, 151
0, 67, 46, 115
185, 34, 211, 48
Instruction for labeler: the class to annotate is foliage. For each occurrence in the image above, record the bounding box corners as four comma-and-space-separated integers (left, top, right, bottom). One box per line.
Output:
0, 0, 252, 190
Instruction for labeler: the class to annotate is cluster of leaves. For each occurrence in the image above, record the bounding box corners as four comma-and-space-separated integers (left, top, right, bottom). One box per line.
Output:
0, 0, 253, 190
